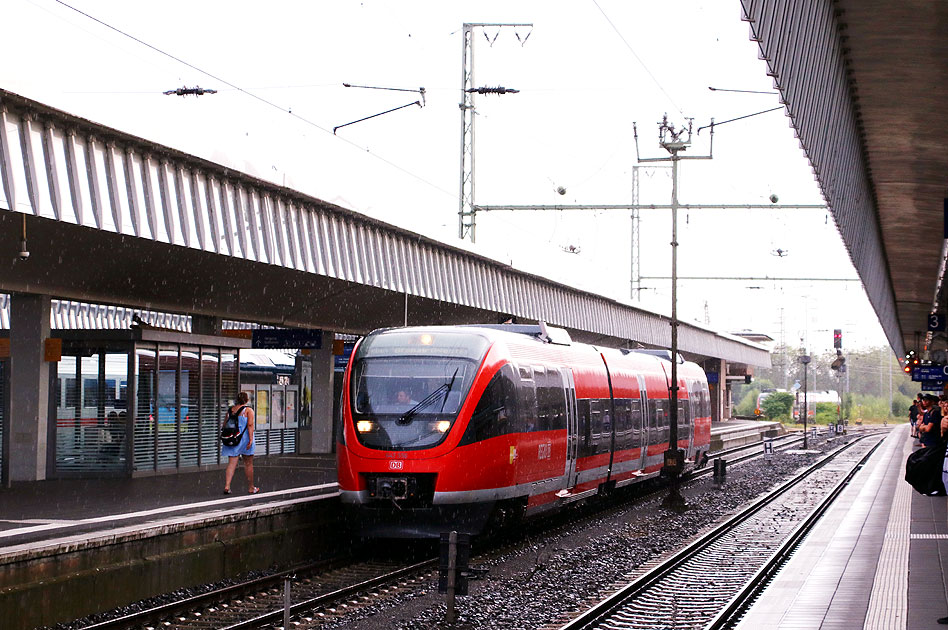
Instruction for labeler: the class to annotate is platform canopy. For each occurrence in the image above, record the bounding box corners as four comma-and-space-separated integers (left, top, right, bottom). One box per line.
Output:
742, 0, 948, 359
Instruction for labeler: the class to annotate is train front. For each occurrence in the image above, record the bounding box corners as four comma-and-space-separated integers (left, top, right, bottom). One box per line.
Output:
336, 327, 495, 538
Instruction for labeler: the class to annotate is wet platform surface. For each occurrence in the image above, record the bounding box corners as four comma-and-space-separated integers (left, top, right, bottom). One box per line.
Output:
736, 424, 948, 630
0, 454, 339, 550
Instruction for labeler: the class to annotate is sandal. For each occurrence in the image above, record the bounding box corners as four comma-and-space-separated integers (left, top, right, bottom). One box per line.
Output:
248, 486, 260, 494
223, 488, 231, 495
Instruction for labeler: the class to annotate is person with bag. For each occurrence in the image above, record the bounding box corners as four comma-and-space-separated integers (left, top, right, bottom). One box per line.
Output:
222, 391, 259, 495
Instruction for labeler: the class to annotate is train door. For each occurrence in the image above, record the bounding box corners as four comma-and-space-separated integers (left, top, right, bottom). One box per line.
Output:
562, 367, 579, 489
636, 375, 648, 471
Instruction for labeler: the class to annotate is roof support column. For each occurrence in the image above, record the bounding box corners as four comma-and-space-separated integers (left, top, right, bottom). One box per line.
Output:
298, 334, 334, 454
9, 293, 51, 482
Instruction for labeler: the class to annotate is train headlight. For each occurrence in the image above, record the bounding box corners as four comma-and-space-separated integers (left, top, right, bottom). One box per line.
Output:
435, 420, 451, 433
356, 420, 375, 433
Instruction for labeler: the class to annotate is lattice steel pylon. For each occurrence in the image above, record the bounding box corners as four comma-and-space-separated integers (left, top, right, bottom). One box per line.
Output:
631, 166, 641, 300
458, 22, 532, 242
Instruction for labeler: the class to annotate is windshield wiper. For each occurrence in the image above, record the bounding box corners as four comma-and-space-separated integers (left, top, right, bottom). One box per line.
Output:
399, 368, 460, 423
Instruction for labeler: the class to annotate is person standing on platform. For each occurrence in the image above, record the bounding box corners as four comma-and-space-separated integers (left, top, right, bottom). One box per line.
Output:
910, 394, 921, 438
223, 392, 259, 495
918, 395, 942, 448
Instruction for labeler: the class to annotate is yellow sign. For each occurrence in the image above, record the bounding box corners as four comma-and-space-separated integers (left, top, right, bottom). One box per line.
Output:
509, 446, 517, 464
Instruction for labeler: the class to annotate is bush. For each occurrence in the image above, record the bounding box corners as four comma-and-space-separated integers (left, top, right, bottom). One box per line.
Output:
761, 392, 794, 421
814, 402, 839, 425
734, 387, 760, 416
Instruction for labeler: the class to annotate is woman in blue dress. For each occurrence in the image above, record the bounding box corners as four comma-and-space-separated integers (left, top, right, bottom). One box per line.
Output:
223, 391, 259, 494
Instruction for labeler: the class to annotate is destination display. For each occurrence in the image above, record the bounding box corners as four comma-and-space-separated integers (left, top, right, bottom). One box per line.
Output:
912, 365, 948, 381
251, 328, 323, 349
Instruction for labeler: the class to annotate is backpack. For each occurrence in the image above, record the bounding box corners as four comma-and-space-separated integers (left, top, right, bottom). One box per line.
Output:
905, 441, 947, 495
221, 405, 248, 447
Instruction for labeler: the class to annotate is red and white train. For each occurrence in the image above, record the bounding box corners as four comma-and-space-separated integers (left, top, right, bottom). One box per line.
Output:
336, 324, 712, 538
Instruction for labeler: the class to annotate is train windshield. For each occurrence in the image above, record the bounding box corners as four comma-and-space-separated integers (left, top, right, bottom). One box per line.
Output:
349, 331, 490, 450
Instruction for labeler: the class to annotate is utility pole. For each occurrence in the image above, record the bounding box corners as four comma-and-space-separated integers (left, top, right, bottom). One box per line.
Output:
631, 166, 641, 300
801, 352, 810, 449
633, 115, 713, 506
458, 22, 532, 242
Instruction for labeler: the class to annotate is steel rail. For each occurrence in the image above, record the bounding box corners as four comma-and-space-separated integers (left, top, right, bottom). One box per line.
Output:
558, 434, 878, 630
77, 557, 363, 630
219, 557, 438, 629
703, 438, 883, 630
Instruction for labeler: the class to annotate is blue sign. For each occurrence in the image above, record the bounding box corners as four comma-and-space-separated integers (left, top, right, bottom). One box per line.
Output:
922, 381, 945, 391
912, 365, 948, 381
706, 371, 719, 384
252, 329, 323, 349
334, 341, 355, 370
929, 313, 946, 332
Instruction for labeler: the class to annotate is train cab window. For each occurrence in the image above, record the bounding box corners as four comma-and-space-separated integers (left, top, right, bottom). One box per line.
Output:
459, 364, 519, 445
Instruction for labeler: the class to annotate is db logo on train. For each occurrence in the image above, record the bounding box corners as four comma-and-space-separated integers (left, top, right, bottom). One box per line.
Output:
389, 460, 404, 470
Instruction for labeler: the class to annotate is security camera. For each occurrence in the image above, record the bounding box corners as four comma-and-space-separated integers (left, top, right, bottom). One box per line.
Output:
769, 194, 779, 204
17, 249, 29, 261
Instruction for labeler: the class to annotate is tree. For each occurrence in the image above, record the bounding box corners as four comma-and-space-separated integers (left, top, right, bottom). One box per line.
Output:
761, 392, 794, 421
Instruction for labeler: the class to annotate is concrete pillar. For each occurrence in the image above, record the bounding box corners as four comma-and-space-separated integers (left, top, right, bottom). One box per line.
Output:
191, 315, 222, 336
302, 339, 335, 454
9, 294, 51, 481
711, 359, 726, 423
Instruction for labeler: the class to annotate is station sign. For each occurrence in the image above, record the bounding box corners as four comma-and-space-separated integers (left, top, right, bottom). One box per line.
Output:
912, 365, 948, 381
922, 381, 946, 392
706, 371, 719, 384
251, 328, 322, 349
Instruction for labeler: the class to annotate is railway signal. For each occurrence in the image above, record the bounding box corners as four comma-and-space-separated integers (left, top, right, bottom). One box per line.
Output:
833, 329, 842, 349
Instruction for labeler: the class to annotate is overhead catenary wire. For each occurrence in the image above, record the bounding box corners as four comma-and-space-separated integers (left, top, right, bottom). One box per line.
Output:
50, 0, 456, 201
590, 0, 683, 117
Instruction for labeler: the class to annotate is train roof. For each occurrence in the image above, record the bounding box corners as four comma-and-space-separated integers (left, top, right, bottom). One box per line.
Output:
365, 324, 694, 366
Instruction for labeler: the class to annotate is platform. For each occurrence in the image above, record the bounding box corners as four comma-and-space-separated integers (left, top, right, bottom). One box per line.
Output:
735, 423, 947, 630
0, 454, 339, 550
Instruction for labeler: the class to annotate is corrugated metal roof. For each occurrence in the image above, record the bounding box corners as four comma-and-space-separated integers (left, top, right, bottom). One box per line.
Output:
0, 89, 769, 366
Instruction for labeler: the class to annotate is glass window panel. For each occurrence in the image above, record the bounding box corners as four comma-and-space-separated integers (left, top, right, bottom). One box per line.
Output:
100, 353, 128, 471
200, 348, 220, 465
55, 355, 80, 473
286, 389, 298, 429
134, 345, 157, 471
271, 390, 285, 429
179, 347, 200, 467
156, 345, 179, 470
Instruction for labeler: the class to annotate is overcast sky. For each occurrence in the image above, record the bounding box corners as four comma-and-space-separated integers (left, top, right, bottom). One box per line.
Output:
2, 0, 889, 353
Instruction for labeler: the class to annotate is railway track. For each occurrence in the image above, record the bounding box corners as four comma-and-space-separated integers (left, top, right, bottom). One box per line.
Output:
74, 428, 865, 630
80, 558, 437, 630
556, 433, 883, 630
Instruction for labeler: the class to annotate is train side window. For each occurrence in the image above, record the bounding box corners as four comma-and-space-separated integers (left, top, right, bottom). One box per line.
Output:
460, 365, 519, 445
577, 398, 591, 457
614, 399, 630, 450
535, 367, 552, 431
630, 398, 643, 449
517, 370, 538, 433
548, 369, 566, 431
589, 399, 604, 453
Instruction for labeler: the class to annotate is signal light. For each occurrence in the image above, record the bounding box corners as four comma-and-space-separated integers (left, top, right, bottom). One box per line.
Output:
833, 329, 842, 349
904, 365, 912, 373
